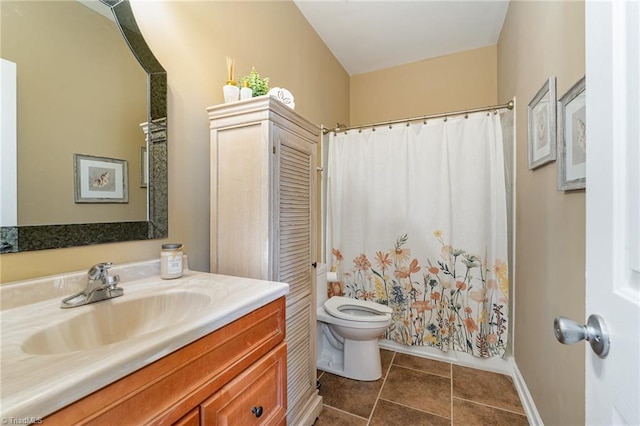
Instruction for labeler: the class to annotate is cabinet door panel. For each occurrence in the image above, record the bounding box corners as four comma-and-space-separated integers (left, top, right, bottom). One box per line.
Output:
201, 343, 287, 425
273, 125, 319, 424
174, 408, 199, 426
275, 125, 315, 304
212, 122, 270, 279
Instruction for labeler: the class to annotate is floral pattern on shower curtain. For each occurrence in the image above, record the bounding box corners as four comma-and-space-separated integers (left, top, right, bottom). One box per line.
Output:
330, 232, 509, 357
326, 112, 510, 358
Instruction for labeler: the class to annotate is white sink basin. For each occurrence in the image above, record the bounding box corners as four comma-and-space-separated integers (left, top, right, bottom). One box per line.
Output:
22, 290, 212, 355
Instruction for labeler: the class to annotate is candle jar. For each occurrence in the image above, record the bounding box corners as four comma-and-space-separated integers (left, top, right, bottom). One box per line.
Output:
160, 243, 183, 279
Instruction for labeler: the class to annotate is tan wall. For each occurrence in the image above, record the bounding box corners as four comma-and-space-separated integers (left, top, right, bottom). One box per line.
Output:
2, 1, 147, 225
0, 1, 349, 283
498, 1, 585, 424
350, 46, 497, 125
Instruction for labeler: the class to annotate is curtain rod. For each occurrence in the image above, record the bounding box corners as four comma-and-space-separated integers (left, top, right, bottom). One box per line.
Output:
322, 100, 514, 135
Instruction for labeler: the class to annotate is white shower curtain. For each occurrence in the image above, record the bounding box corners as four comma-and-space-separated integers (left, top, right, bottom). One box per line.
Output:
326, 112, 509, 358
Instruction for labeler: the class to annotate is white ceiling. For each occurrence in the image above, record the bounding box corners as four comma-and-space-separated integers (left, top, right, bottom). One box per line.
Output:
294, 0, 510, 76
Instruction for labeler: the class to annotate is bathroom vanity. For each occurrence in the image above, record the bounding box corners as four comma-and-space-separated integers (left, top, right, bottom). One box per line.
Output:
0, 261, 288, 424
47, 299, 286, 425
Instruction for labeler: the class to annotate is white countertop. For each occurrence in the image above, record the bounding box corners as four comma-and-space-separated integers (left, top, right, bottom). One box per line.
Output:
0, 268, 288, 420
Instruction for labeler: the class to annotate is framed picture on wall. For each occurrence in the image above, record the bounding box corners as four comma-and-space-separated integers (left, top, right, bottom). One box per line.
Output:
528, 77, 557, 169
74, 154, 128, 203
557, 76, 586, 190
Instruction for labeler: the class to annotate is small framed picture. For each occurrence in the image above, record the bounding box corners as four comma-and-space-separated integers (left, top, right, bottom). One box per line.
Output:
557, 76, 586, 190
528, 77, 557, 169
74, 154, 128, 203
139, 146, 148, 188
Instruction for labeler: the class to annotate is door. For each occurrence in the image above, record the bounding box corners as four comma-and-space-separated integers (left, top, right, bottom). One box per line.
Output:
272, 124, 322, 425
585, 0, 639, 424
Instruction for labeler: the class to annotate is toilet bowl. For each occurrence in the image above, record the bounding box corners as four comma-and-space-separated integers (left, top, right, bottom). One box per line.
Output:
316, 266, 392, 381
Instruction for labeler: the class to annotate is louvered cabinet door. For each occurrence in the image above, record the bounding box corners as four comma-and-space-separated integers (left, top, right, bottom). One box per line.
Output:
276, 129, 314, 306
272, 124, 320, 426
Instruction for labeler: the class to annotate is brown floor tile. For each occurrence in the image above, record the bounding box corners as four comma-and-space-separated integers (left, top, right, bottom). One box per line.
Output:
453, 398, 529, 425
380, 365, 451, 418
452, 365, 525, 414
318, 372, 383, 419
313, 405, 368, 426
371, 399, 450, 426
393, 352, 451, 378
317, 350, 530, 425
380, 349, 395, 377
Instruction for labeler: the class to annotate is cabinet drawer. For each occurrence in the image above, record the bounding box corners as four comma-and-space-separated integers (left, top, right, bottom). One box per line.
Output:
201, 343, 287, 425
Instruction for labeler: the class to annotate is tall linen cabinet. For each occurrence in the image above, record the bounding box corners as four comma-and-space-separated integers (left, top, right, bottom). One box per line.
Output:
207, 97, 322, 426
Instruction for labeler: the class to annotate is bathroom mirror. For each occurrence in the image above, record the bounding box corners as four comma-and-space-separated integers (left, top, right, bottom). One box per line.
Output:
0, 0, 167, 253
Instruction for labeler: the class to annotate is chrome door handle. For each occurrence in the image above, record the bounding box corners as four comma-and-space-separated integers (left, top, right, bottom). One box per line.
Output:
554, 314, 610, 358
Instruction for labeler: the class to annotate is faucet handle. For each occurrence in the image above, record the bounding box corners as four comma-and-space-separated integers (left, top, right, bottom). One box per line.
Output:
87, 262, 113, 280
103, 274, 120, 287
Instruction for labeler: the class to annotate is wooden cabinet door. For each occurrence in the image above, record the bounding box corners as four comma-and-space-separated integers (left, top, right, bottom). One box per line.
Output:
272, 124, 320, 425
272, 123, 316, 305
201, 343, 287, 425
174, 408, 200, 426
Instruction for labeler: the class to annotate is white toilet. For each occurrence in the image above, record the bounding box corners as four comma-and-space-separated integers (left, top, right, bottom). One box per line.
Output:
316, 264, 393, 381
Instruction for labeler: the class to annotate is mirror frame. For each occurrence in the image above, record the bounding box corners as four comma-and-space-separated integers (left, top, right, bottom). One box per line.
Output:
0, 0, 167, 253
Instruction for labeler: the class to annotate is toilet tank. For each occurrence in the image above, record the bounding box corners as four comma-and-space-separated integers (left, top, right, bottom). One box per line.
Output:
316, 263, 328, 307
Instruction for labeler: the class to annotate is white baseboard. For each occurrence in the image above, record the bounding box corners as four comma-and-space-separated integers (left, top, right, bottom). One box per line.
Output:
511, 362, 544, 425
379, 340, 542, 425
379, 339, 513, 375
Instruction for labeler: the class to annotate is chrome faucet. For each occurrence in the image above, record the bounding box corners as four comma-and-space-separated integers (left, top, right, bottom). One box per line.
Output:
60, 262, 123, 308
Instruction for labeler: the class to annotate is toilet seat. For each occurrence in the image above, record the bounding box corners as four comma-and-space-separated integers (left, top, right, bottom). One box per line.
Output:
323, 296, 392, 323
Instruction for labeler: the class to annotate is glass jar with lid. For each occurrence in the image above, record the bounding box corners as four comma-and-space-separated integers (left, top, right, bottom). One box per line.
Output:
160, 243, 183, 279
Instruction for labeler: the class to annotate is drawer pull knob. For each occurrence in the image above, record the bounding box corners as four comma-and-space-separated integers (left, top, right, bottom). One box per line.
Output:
252, 406, 263, 418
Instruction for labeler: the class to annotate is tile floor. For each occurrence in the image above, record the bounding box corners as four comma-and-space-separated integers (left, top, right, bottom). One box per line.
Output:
314, 349, 529, 425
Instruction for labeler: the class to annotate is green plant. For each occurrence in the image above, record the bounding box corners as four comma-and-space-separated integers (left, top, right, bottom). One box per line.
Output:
240, 67, 269, 97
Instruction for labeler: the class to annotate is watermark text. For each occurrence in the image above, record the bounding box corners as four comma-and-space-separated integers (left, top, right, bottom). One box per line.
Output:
1, 417, 43, 425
